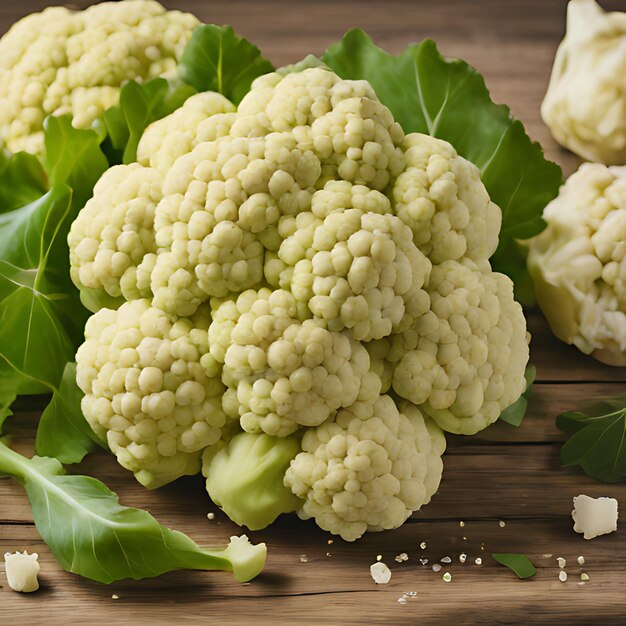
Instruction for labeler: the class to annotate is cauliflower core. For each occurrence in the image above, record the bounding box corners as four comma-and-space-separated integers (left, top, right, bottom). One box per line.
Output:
76, 299, 226, 487
70, 65, 529, 538
528, 163, 626, 365
0, 0, 199, 154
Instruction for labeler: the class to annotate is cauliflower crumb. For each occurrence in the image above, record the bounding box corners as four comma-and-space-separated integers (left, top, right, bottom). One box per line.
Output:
370, 561, 391, 584
4, 551, 40, 593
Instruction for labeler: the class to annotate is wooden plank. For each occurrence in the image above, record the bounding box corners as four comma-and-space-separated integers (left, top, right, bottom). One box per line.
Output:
2, 518, 625, 624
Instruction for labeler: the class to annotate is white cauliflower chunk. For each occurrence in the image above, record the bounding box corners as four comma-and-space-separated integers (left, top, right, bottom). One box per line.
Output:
528, 163, 626, 365
4, 551, 40, 593
392, 259, 529, 435
393, 133, 501, 264
0, 0, 200, 154
266, 181, 431, 340
76, 299, 226, 488
285, 376, 446, 541
208, 289, 370, 436
572, 494, 619, 540
68, 163, 162, 311
541, 0, 626, 164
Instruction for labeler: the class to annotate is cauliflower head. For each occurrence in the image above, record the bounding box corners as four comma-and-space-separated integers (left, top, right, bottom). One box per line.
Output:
71, 65, 530, 538
76, 299, 226, 487
528, 163, 626, 365
541, 0, 626, 164
0, 0, 199, 154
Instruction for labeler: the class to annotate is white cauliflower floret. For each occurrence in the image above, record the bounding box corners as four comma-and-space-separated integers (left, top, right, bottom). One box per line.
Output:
68, 163, 161, 311
393, 133, 501, 264
76, 299, 226, 488
150, 133, 321, 316
284, 376, 446, 541
541, 0, 626, 165
0, 0, 199, 154
137, 92, 236, 172
265, 181, 431, 341
207, 288, 370, 436
528, 163, 626, 365
392, 259, 529, 435
239, 68, 406, 190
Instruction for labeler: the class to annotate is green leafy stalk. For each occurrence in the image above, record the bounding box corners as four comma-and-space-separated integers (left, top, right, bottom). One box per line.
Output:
492, 553, 536, 579
0, 149, 48, 214
0, 440, 267, 583
499, 365, 536, 427
322, 30, 562, 292
35, 362, 105, 464
557, 397, 626, 483
179, 24, 274, 104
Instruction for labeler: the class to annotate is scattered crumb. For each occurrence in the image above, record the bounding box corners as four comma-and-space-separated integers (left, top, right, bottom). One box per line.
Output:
419, 558, 428, 565
440, 556, 452, 564
542, 553, 553, 558
326, 552, 332, 557
407, 591, 417, 597
572, 495, 618, 540
370, 562, 392, 584
581, 572, 590, 581
327, 539, 333, 545
559, 571, 568, 583
462, 536, 468, 541
206, 512, 215, 521
459, 553, 467, 564
397, 596, 407, 605
577, 556, 585, 566
376, 554, 382, 562
474, 557, 482, 566
557, 557, 566, 569
395, 552, 409, 563
299, 555, 308, 563
420, 541, 427, 550
432, 564, 442, 573
442, 572, 452, 583
459, 521, 465, 528
112, 594, 119, 600
499, 520, 506, 528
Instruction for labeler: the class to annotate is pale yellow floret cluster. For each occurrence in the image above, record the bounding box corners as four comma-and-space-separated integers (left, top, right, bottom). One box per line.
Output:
76, 299, 226, 488
207, 288, 370, 436
528, 163, 626, 365
285, 374, 446, 541
68, 164, 161, 311
71, 65, 529, 538
265, 181, 432, 340
0, 0, 199, 154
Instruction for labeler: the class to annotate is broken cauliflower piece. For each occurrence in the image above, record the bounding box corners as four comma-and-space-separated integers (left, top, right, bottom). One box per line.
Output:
572, 494, 619, 539
4, 551, 40, 593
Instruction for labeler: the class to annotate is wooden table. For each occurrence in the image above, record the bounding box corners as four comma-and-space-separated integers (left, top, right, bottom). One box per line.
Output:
1, 1, 626, 623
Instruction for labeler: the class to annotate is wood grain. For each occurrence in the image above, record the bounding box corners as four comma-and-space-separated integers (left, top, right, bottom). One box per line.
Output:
1, 1, 626, 624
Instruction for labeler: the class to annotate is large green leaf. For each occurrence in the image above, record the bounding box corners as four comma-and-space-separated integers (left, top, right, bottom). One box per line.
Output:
35, 362, 104, 464
179, 24, 274, 104
101, 78, 197, 165
0, 149, 47, 214
492, 553, 536, 579
322, 31, 562, 285
0, 117, 107, 391
0, 441, 267, 584
557, 398, 626, 483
